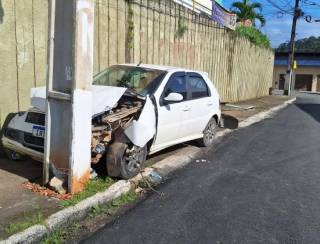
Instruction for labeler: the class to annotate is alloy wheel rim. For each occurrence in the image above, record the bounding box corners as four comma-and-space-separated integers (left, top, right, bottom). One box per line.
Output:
204, 121, 216, 145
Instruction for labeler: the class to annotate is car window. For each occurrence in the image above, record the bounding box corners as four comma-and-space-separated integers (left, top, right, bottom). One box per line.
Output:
93, 65, 165, 95
187, 75, 209, 99
163, 73, 187, 100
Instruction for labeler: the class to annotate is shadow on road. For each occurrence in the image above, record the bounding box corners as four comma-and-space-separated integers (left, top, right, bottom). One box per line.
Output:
221, 114, 239, 129
0, 113, 43, 183
295, 103, 320, 124
0, 155, 43, 183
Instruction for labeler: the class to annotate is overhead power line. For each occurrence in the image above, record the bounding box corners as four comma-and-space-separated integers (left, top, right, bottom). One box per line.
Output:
265, 0, 295, 15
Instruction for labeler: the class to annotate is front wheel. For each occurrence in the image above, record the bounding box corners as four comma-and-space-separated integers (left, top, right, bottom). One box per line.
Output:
107, 142, 147, 179
4, 149, 24, 161
198, 117, 217, 147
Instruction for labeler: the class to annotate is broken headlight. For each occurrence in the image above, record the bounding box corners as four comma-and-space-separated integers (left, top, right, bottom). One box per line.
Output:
5, 128, 21, 141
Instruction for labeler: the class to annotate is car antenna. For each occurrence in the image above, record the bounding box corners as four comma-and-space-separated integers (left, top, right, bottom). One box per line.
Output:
137, 61, 142, 66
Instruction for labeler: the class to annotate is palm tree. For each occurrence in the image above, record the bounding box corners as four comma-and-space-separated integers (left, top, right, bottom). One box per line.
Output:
231, 0, 266, 27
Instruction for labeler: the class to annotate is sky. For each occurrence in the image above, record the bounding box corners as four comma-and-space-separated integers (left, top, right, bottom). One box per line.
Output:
197, 0, 320, 48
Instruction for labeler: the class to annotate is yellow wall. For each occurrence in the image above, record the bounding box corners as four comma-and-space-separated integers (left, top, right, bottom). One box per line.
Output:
0, 0, 274, 127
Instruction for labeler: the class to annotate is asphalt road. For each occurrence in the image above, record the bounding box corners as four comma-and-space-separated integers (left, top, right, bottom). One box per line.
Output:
82, 95, 320, 244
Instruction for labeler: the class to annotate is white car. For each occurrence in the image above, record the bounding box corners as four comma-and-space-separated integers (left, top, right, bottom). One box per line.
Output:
1, 64, 221, 179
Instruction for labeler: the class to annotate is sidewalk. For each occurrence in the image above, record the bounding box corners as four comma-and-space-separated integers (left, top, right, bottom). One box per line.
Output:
0, 157, 59, 239
221, 95, 295, 127
0, 95, 295, 241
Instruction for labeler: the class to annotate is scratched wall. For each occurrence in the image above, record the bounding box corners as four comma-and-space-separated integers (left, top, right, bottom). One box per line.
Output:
0, 0, 274, 127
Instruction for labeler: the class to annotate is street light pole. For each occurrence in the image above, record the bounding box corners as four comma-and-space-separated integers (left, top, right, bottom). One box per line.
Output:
44, 0, 94, 194
286, 0, 301, 96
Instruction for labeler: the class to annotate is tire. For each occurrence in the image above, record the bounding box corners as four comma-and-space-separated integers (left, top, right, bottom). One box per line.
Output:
106, 142, 147, 179
0, 113, 18, 157
4, 149, 24, 161
198, 117, 217, 147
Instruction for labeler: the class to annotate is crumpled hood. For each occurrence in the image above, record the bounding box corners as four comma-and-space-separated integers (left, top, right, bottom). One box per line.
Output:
30, 85, 156, 147
30, 85, 127, 116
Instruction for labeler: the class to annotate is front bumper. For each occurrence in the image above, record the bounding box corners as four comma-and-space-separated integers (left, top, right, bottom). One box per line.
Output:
2, 136, 43, 161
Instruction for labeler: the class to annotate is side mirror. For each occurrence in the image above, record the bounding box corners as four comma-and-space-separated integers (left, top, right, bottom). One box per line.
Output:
163, 92, 183, 103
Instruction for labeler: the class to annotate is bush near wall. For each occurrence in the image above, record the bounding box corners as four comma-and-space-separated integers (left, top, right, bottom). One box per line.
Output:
235, 26, 271, 49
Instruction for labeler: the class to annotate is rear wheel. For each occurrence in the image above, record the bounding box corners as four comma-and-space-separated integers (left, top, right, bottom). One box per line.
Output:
198, 117, 217, 147
107, 142, 147, 179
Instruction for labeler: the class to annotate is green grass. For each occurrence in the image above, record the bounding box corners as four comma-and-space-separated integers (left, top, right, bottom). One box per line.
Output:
41, 223, 81, 244
4, 211, 45, 236
42, 191, 138, 244
89, 191, 138, 218
60, 177, 115, 208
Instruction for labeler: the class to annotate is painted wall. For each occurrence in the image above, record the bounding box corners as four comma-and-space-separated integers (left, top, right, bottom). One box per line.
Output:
273, 66, 320, 92
0, 0, 274, 127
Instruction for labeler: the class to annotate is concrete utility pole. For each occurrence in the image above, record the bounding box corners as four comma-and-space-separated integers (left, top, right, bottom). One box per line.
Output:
44, 0, 94, 193
286, 0, 301, 96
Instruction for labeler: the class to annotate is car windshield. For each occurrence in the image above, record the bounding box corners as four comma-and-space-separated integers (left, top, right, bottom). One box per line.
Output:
93, 65, 166, 96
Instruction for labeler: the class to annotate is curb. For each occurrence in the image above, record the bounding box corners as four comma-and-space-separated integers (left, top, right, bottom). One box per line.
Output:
0, 97, 296, 244
215, 97, 296, 139
238, 97, 296, 128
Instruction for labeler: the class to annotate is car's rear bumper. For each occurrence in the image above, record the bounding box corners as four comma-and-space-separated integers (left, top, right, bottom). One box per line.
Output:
1, 136, 43, 161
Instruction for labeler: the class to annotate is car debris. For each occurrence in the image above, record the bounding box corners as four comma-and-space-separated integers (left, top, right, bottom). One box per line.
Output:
49, 176, 66, 194
22, 182, 72, 200
224, 104, 255, 110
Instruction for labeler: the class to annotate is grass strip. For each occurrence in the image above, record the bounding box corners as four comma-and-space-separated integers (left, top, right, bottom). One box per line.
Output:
42, 191, 138, 244
60, 177, 115, 208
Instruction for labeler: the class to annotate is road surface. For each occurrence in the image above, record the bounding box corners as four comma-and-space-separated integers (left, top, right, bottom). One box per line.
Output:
82, 95, 320, 244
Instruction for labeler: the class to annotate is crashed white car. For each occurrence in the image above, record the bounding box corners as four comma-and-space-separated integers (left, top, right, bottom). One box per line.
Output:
1, 64, 221, 179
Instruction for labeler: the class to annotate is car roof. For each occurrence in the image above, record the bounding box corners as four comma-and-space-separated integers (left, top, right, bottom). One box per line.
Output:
118, 63, 205, 74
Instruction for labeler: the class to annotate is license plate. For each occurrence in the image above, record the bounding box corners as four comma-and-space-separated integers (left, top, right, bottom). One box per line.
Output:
32, 126, 45, 138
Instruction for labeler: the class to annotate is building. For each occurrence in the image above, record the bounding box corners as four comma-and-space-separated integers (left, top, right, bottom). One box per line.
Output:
173, 0, 225, 16
273, 52, 320, 92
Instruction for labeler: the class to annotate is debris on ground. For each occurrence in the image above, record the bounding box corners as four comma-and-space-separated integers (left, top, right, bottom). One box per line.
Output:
225, 104, 255, 110
148, 171, 162, 184
138, 171, 164, 197
135, 187, 145, 195
22, 182, 71, 200
90, 168, 98, 179
49, 176, 67, 194
195, 159, 208, 163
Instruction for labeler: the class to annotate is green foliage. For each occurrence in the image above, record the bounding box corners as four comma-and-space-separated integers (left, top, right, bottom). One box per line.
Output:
231, 0, 266, 26
41, 223, 81, 244
175, 16, 187, 39
60, 177, 115, 208
4, 212, 44, 236
127, 0, 135, 49
89, 191, 138, 218
42, 192, 138, 244
235, 25, 270, 48
276, 36, 320, 52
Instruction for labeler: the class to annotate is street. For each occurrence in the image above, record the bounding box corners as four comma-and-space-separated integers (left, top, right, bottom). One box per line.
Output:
81, 95, 320, 244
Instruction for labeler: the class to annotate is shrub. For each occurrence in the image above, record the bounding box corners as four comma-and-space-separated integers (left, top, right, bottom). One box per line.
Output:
234, 25, 271, 48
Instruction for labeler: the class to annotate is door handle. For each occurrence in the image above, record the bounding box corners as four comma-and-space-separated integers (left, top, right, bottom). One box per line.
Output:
207, 102, 213, 106
183, 107, 190, 111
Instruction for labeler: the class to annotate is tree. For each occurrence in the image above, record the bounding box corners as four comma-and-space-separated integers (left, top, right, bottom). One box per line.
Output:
277, 36, 320, 52
231, 0, 266, 27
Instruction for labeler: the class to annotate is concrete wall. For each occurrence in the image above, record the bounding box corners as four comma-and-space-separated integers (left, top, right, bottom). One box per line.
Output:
273, 66, 320, 91
0, 0, 274, 127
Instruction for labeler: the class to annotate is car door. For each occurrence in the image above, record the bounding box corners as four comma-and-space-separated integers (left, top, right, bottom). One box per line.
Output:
180, 72, 213, 137
154, 72, 190, 147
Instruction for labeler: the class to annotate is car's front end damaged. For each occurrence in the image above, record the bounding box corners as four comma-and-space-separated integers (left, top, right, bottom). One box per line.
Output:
1, 64, 221, 180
